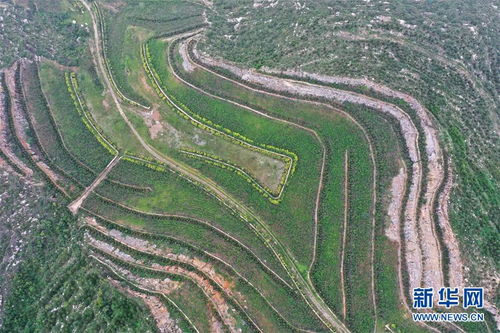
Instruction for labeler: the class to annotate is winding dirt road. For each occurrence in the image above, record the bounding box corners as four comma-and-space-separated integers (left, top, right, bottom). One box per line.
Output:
81, 1, 350, 331
190, 43, 451, 296
180, 37, 379, 331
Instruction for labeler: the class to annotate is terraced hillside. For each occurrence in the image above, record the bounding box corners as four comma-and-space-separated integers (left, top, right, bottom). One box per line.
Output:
201, 1, 499, 327
0, 0, 497, 332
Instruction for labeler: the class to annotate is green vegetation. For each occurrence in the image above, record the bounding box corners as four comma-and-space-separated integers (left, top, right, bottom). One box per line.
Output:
0, 0, 89, 68
180, 148, 286, 202
86, 223, 326, 332
92, 2, 150, 109
171, 47, 426, 331
93, 158, 291, 282
202, 0, 499, 283
21, 61, 152, 196
89, 18, 295, 203
343, 147, 375, 331
0, 72, 36, 175
0, 187, 156, 332
20, 62, 96, 188
148, 37, 323, 267
187, 34, 495, 332
65, 72, 119, 156
345, 103, 426, 332
142, 40, 296, 203
3, 0, 494, 331
38, 61, 113, 171
91, 246, 228, 333
11, 63, 81, 198
94, 0, 206, 109
75, 63, 148, 155
172, 39, 380, 330
114, 214, 322, 329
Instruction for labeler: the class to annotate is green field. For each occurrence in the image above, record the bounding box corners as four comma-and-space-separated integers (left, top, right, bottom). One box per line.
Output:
170, 45, 434, 331
201, 3, 499, 329
21, 62, 95, 188
149, 37, 324, 267
3, 0, 494, 332
38, 61, 113, 172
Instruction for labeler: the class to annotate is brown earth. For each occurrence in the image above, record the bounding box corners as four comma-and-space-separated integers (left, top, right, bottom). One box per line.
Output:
86, 228, 239, 331
108, 278, 183, 333
189, 38, 471, 315
0, 69, 32, 177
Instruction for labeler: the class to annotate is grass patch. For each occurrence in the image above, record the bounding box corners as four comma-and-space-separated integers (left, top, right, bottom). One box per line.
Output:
172, 52, 388, 330
75, 63, 149, 155
149, 37, 323, 268
93, 158, 290, 281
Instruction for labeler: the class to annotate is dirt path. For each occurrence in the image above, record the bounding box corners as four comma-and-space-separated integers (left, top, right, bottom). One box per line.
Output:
86, 217, 317, 332
68, 155, 120, 214
85, 200, 293, 290
88, 236, 244, 332
191, 41, 448, 295
91, 216, 318, 332
172, 37, 328, 274
82, 0, 358, 329
90, 255, 202, 333
385, 167, 409, 299
182, 38, 379, 331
